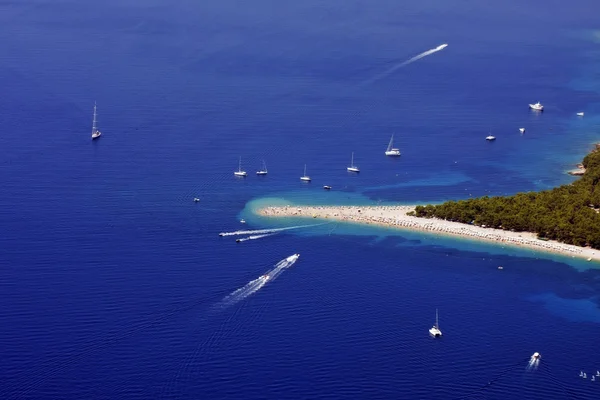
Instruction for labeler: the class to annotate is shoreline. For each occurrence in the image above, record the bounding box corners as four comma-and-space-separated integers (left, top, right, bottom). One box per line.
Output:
257, 205, 600, 263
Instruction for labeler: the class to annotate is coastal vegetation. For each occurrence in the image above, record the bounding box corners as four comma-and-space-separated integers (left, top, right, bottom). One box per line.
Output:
411, 145, 600, 249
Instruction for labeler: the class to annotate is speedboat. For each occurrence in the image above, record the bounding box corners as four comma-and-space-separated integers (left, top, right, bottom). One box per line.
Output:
532, 352, 541, 360
240, 219, 246, 224
286, 253, 300, 262
219, 233, 225, 237
260, 274, 270, 281
236, 238, 242, 243
519, 128, 525, 134
323, 185, 332, 190
577, 112, 584, 117
529, 102, 544, 111
193, 198, 200, 202
486, 135, 496, 141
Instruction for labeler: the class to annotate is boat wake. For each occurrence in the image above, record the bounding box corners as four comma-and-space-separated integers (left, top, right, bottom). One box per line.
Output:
361, 43, 448, 86
235, 233, 277, 243
219, 223, 324, 237
216, 254, 300, 308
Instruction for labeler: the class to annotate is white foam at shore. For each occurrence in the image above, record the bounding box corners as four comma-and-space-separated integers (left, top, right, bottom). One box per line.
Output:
257, 205, 600, 263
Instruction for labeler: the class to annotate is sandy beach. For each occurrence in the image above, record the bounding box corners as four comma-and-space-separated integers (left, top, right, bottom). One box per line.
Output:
257, 205, 600, 263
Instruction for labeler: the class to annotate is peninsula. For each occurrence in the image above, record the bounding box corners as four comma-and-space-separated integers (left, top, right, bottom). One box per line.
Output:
256, 145, 600, 262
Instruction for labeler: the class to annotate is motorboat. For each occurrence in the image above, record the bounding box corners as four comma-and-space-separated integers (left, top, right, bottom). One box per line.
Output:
260, 274, 271, 281
240, 219, 246, 224
193, 198, 200, 202
519, 128, 525, 134
532, 352, 541, 360
236, 238, 242, 243
286, 253, 300, 262
234, 157, 247, 177
300, 164, 311, 182
219, 232, 225, 237
529, 101, 544, 111
347, 152, 360, 172
577, 112, 584, 117
385, 134, 401, 156
497, 266, 504, 270
429, 309, 442, 338
486, 135, 496, 141
323, 185, 332, 190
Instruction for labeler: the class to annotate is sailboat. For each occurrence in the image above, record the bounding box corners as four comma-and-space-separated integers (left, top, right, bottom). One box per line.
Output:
256, 160, 268, 176
234, 157, 247, 177
300, 164, 311, 182
91, 102, 101, 140
486, 129, 496, 141
385, 134, 401, 156
347, 152, 360, 172
429, 309, 442, 337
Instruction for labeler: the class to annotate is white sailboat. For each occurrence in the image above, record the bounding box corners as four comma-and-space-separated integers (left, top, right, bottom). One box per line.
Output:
91, 102, 102, 140
486, 129, 496, 141
429, 309, 442, 337
347, 152, 360, 172
385, 134, 401, 156
300, 164, 311, 182
234, 157, 247, 177
256, 159, 268, 175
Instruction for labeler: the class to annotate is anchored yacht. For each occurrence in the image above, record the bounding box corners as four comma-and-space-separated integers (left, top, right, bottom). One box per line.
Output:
385, 134, 401, 156
429, 309, 442, 337
234, 157, 247, 177
300, 165, 311, 182
91, 102, 102, 140
529, 101, 544, 111
347, 152, 360, 172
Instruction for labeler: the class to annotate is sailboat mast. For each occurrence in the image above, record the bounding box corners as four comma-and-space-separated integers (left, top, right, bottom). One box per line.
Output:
92, 102, 98, 134
239, 157, 242, 172
388, 135, 394, 151
351, 152, 354, 167
304, 164, 306, 176
436, 309, 439, 328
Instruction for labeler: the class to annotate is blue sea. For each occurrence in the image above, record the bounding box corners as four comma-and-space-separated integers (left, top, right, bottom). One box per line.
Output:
1, 0, 600, 398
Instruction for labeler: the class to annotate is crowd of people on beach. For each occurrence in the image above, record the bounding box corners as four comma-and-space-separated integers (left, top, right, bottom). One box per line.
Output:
259, 205, 594, 259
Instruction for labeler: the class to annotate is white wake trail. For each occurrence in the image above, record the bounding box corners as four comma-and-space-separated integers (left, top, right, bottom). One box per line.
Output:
361, 43, 448, 86
236, 233, 277, 242
219, 223, 324, 237
217, 255, 300, 308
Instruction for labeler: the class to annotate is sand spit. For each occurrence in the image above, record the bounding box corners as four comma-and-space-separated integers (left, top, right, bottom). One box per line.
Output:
257, 205, 600, 263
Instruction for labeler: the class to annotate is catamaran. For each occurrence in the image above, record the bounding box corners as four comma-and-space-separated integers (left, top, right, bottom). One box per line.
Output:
234, 157, 247, 177
429, 309, 442, 337
347, 152, 360, 173
256, 159, 268, 175
385, 134, 401, 156
300, 164, 311, 182
529, 101, 544, 111
91, 102, 101, 140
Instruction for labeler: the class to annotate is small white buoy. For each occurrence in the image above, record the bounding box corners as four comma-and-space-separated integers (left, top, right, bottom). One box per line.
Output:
519, 128, 525, 133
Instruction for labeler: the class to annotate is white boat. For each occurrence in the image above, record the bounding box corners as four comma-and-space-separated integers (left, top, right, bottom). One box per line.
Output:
347, 152, 360, 172
256, 159, 268, 175
91, 102, 102, 140
577, 112, 584, 117
429, 309, 442, 337
519, 128, 525, 134
240, 219, 246, 224
323, 185, 331, 190
286, 253, 300, 262
260, 274, 271, 282
580, 371, 584, 377
193, 198, 200, 203
529, 101, 544, 111
532, 352, 540, 360
584, 372, 587, 379
486, 135, 496, 141
300, 164, 311, 182
385, 134, 401, 156
234, 157, 247, 177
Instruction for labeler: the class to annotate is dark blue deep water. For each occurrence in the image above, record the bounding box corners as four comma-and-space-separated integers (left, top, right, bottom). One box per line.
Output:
1, 0, 600, 398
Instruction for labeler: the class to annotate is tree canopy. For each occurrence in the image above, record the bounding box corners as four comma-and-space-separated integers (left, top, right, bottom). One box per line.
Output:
411, 146, 600, 249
